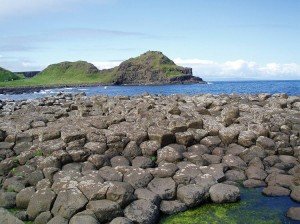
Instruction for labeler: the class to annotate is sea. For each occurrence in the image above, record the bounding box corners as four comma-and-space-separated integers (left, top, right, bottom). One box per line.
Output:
0, 80, 299, 101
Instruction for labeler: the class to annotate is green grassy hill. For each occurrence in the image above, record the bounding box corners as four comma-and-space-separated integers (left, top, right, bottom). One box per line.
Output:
0, 51, 203, 87
0, 67, 22, 82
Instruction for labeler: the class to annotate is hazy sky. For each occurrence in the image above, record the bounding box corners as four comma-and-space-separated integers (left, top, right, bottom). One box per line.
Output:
0, 0, 300, 80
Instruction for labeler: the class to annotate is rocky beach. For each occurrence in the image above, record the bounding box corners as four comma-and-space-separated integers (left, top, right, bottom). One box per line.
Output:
0, 92, 299, 224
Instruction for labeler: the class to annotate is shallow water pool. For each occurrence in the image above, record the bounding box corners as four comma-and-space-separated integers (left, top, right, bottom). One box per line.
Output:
160, 187, 300, 224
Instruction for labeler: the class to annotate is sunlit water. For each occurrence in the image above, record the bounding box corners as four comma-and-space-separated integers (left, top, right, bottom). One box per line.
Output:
0, 80, 299, 101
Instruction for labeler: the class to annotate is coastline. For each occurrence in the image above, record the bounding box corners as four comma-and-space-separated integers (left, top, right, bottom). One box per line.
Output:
0, 81, 207, 95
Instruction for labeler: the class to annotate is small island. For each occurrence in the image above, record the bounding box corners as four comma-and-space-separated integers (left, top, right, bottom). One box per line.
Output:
0, 51, 205, 94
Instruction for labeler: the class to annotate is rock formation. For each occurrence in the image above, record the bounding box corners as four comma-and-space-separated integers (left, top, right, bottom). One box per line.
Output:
0, 93, 299, 223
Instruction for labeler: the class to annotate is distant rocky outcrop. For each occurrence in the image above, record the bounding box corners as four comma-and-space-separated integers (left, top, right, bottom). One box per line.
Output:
103, 51, 204, 85
0, 51, 205, 87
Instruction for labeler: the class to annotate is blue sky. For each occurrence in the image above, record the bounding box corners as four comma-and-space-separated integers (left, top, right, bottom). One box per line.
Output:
0, 0, 299, 80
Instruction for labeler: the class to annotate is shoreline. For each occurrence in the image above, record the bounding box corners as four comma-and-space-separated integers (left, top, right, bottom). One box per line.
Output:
0, 81, 207, 95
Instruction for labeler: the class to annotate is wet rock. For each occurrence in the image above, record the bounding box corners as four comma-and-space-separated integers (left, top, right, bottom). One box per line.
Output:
209, 183, 240, 203
124, 199, 159, 224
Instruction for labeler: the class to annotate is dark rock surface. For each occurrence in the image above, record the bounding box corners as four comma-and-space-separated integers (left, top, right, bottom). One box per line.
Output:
0, 92, 299, 223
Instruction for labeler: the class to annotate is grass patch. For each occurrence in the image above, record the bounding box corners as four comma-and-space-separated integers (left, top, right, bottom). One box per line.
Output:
34, 149, 43, 157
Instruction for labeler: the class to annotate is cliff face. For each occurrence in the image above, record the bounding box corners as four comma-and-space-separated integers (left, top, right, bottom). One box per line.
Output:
109, 51, 203, 85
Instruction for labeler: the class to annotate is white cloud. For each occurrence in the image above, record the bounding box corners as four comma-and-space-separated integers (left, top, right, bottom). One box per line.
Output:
92, 61, 121, 70
174, 58, 300, 80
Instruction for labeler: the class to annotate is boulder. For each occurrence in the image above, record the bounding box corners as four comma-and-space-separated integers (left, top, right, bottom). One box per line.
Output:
243, 179, 266, 188
34, 211, 53, 224
134, 188, 161, 206
87, 199, 123, 223
160, 200, 187, 215
123, 141, 142, 160
0, 191, 16, 208
124, 168, 153, 189
222, 154, 247, 170
200, 136, 221, 148
256, 136, 276, 151
262, 186, 290, 196
245, 166, 267, 180
147, 177, 176, 200
16, 187, 35, 209
148, 126, 175, 147
209, 183, 240, 203
47, 215, 68, 224
177, 184, 206, 207
69, 210, 99, 224
238, 131, 256, 147
51, 188, 88, 219
124, 199, 159, 224
157, 144, 185, 163
110, 217, 133, 224
0, 208, 23, 224
106, 181, 135, 207
286, 207, 300, 221
27, 189, 56, 219
290, 186, 300, 202
99, 166, 123, 182
140, 141, 160, 156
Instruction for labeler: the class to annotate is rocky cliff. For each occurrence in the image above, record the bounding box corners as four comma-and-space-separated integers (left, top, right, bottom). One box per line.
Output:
103, 51, 204, 85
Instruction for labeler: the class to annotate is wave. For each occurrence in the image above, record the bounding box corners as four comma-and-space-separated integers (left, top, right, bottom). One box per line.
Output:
207, 82, 213, 85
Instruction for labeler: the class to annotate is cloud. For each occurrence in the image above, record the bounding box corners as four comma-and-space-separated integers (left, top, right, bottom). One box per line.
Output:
173, 58, 300, 80
92, 60, 122, 69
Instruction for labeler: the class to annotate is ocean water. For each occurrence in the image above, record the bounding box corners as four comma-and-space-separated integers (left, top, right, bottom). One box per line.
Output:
0, 80, 299, 101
